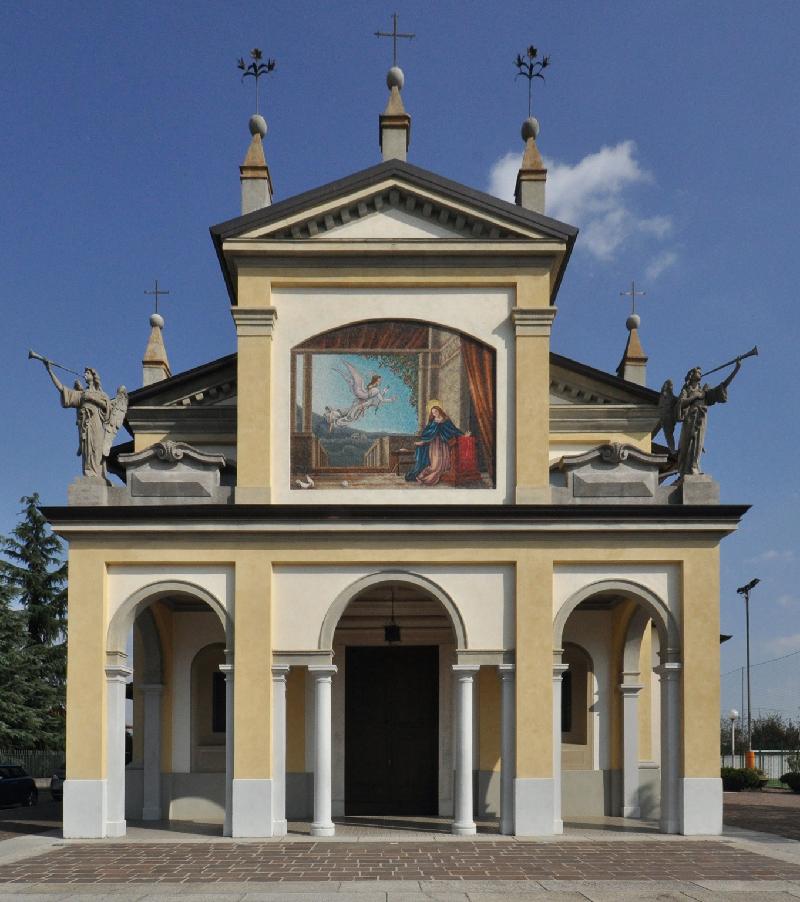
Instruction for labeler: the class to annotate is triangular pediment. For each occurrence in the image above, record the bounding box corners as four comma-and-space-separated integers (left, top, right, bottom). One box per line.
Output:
550, 353, 660, 407
211, 159, 577, 245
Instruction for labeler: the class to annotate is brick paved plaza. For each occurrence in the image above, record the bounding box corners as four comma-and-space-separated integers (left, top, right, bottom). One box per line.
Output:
3, 793, 800, 898
2, 839, 800, 885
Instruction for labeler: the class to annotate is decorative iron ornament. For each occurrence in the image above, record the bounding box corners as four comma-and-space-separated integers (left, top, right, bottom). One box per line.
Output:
237, 48, 276, 115
144, 278, 170, 315
620, 280, 646, 315
514, 45, 551, 117
375, 13, 414, 67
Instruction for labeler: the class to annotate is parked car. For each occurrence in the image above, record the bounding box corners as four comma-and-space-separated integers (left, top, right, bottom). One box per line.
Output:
50, 763, 65, 801
0, 764, 38, 807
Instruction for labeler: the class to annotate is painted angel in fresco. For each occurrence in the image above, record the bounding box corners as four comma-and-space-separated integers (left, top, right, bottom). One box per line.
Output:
328, 362, 395, 428
405, 403, 463, 487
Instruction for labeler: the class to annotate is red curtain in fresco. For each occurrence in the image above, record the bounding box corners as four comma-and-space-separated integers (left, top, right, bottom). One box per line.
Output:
297, 321, 429, 351
461, 337, 495, 478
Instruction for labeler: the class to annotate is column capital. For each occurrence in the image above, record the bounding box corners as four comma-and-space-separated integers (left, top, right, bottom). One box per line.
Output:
553, 663, 569, 681
105, 664, 132, 682
497, 663, 516, 680
654, 661, 682, 679
511, 306, 558, 337
308, 664, 338, 678
230, 306, 278, 337
619, 682, 644, 696
272, 664, 290, 681
452, 664, 480, 677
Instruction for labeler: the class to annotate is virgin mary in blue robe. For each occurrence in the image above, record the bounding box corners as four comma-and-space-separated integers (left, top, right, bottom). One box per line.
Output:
405, 405, 463, 486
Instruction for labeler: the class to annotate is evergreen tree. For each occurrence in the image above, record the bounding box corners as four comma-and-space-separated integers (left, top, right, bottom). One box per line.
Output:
0, 494, 67, 748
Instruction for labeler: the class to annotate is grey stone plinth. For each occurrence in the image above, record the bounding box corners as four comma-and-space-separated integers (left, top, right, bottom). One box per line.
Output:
679, 474, 720, 504
67, 476, 109, 506
550, 443, 668, 505
118, 441, 226, 504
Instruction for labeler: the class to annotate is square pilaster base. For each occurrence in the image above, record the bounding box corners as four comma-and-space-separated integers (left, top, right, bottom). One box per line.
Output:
513, 777, 556, 835
232, 779, 274, 837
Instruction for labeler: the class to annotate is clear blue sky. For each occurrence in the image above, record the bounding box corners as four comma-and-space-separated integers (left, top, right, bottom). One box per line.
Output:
2, 1, 798, 720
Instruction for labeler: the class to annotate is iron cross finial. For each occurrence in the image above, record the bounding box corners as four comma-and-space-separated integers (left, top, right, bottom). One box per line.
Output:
144, 279, 170, 315
237, 47, 276, 115
514, 45, 551, 118
620, 280, 646, 314
375, 13, 415, 67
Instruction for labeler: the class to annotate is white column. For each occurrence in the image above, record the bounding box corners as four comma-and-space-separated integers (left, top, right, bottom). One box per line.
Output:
657, 660, 681, 834
552, 660, 569, 834
272, 665, 290, 836
309, 664, 337, 837
220, 654, 234, 837
140, 683, 163, 821
498, 664, 516, 835
105, 660, 132, 837
452, 664, 479, 835
620, 674, 643, 819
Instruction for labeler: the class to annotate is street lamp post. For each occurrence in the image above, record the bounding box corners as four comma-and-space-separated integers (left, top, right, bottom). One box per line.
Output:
728, 708, 739, 767
736, 578, 760, 757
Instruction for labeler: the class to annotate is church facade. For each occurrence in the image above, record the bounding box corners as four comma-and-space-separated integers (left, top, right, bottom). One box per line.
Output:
42, 69, 747, 840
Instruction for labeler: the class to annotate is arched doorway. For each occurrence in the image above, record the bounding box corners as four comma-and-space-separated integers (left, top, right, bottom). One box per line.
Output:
334, 581, 454, 817
553, 580, 680, 834
104, 581, 232, 838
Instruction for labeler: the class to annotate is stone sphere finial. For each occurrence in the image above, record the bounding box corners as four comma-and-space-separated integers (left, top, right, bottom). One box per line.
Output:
521, 116, 540, 142
387, 66, 405, 90
249, 114, 268, 138
150, 313, 165, 328
626, 313, 641, 331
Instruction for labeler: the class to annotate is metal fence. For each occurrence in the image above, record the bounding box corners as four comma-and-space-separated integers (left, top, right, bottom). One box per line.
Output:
721, 750, 798, 780
0, 749, 64, 778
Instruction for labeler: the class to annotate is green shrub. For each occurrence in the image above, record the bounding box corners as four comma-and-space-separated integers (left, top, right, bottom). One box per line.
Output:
786, 752, 800, 773
780, 772, 800, 792
721, 767, 747, 791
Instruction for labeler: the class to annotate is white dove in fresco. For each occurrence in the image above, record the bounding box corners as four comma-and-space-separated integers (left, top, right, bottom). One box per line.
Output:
295, 474, 315, 489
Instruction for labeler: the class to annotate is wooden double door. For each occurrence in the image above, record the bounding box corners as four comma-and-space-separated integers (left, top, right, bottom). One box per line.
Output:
345, 646, 439, 816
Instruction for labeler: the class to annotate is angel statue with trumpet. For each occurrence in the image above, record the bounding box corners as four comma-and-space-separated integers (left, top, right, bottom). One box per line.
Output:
655, 346, 757, 478
30, 350, 128, 482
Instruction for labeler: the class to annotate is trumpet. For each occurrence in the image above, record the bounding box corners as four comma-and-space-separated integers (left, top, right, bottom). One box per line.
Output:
701, 345, 758, 378
28, 350, 83, 378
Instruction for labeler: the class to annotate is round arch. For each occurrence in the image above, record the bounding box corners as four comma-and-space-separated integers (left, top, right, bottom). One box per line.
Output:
107, 579, 231, 654
553, 578, 679, 657
318, 570, 467, 650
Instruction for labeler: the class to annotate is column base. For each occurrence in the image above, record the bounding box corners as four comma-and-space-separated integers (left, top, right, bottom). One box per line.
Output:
232, 779, 274, 838
513, 777, 556, 836
105, 819, 126, 837
680, 777, 722, 834
622, 805, 641, 819
63, 779, 106, 838
452, 821, 477, 836
311, 822, 335, 837
272, 818, 288, 836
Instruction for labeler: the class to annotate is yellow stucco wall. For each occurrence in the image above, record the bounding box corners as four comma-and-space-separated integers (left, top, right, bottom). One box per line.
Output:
286, 667, 306, 773
63, 537, 727, 783
478, 666, 501, 773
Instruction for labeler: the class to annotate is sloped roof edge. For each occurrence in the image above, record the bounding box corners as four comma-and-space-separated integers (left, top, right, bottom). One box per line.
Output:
126, 348, 657, 410
210, 159, 578, 306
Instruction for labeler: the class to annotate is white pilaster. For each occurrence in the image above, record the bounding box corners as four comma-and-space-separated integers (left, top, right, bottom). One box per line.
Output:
657, 660, 681, 834
498, 664, 516, 835
452, 664, 479, 835
220, 654, 234, 837
552, 660, 569, 834
620, 674, 643, 819
309, 664, 337, 837
272, 665, 290, 836
105, 660, 132, 837
140, 683, 163, 821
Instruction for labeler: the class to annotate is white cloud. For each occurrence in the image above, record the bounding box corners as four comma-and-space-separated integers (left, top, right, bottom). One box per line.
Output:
487, 140, 676, 263
646, 250, 678, 281
776, 594, 799, 609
